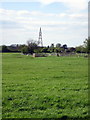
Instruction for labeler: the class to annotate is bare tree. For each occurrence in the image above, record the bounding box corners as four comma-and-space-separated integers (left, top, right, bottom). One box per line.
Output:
27, 39, 38, 54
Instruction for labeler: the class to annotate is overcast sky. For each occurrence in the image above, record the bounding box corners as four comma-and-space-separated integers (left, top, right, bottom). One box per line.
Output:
0, 0, 89, 47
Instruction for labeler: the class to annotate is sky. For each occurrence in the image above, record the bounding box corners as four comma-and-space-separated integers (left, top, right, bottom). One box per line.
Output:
0, 0, 89, 47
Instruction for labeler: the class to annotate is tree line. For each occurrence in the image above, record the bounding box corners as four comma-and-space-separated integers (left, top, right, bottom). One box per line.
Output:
1, 38, 90, 54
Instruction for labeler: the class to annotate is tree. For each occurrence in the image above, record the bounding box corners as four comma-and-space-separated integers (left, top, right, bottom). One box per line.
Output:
2, 45, 10, 52
21, 46, 29, 54
7, 44, 20, 52
62, 44, 67, 49
41, 47, 49, 53
69, 47, 76, 52
34, 47, 42, 53
56, 43, 61, 48
50, 43, 54, 48
18, 44, 26, 52
84, 38, 90, 53
75, 45, 85, 53
54, 47, 62, 53
27, 39, 38, 54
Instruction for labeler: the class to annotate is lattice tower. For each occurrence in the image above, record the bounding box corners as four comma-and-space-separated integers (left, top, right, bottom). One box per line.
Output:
38, 27, 43, 46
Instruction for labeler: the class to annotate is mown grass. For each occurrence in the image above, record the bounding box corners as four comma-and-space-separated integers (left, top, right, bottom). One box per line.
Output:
2, 53, 88, 118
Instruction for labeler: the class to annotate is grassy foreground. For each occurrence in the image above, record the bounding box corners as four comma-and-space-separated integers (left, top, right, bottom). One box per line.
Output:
2, 53, 88, 119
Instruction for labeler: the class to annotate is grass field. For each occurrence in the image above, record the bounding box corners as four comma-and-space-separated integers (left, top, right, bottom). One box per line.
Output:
2, 53, 88, 119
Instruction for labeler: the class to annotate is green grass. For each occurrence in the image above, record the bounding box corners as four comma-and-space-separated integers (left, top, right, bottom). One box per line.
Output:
2, 53, 88, 118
